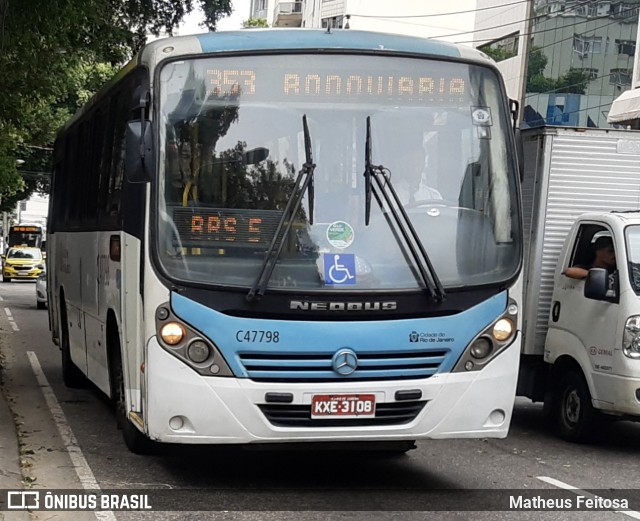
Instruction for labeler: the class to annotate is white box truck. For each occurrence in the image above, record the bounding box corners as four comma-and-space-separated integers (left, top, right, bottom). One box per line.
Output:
518, 126, 640, 441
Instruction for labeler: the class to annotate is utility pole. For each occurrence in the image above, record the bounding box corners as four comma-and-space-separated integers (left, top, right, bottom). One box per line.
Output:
2, 210, 7, 254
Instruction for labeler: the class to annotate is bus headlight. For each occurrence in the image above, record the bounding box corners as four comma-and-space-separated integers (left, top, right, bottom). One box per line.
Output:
453, 298, 519, 373
187, 340, 211, 363
493, 318, 514, 342
155, 303, 233, 377
623, 316, 640, 359
160, 322, 186, 345
470, 338, 492, 359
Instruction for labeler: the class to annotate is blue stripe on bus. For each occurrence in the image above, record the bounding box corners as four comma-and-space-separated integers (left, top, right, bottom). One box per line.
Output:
170, 291, 508, 379
195, 30, 461, 58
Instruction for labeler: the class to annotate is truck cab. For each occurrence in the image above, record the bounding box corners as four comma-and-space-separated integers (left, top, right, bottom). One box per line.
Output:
545, 211, 640, 440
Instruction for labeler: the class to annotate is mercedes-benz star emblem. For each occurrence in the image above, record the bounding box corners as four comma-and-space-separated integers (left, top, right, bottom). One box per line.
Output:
332, 348, 358, 376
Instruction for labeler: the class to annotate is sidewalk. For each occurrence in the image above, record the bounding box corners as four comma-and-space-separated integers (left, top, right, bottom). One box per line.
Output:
0, 349, 30, 521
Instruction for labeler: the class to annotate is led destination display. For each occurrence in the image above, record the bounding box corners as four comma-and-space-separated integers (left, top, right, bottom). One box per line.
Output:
206, 68, 466, 104
173, 207, 283, 247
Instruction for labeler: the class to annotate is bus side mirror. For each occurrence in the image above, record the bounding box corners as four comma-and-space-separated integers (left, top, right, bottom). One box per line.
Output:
125, 120, 154, 183
243, 147, 269, 165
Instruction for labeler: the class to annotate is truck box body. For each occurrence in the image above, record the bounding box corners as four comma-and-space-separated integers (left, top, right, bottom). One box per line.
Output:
521, 126, 640, 358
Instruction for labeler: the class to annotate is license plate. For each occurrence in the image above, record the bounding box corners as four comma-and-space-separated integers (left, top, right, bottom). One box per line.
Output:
311, 394, 376, 418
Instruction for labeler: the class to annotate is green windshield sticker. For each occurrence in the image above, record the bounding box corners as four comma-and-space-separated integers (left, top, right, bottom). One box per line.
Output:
326, 221, 355, 249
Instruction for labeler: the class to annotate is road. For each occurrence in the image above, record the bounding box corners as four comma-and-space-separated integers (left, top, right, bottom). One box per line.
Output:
1, 281, 640, 520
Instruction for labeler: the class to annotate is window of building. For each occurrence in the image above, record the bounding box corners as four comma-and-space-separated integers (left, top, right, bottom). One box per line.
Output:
574, 4, 597, 16
321, 16, 343, 29
549, 2, 563, 13
611, 2, 640, 20
579, 68, 599, 80
615, 39, 636, 56
478, 32, 519, 62
573, 35, 602, 55
610, 68, 632, 85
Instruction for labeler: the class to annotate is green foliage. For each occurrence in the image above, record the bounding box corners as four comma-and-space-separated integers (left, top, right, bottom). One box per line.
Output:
481, 46, 515, 63
526, 47, 591, 95
243, 17, 269, 28
0, 0, 233, 210
527, 74, 557, 94
527, 46, 548, 79
555, 68, 591, 95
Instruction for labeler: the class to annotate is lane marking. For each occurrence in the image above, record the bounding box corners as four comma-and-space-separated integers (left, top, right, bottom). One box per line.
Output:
4, 306, 19, 331
538, 476, 640, 519
27, 351, 116, 521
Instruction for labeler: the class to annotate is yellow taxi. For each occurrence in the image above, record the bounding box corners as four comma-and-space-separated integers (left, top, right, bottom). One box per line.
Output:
2, 247, 45, 282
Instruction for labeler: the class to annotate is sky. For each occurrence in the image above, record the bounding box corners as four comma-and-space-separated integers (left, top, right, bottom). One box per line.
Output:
179, 0, 252, 34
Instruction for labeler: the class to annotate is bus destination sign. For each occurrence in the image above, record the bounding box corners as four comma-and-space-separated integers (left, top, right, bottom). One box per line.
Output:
173, 207, 283, 248
205, 67, 467, 105
11, 226, 41, 233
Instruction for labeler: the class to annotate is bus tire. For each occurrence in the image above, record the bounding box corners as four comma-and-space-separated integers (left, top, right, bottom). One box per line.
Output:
60, 304, 88, 388
110, 341, 153, 454
554, 370, 597, 443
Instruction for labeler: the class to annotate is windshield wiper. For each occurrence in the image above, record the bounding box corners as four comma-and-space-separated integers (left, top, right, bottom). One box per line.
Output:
247, 115, 316, 302
363, 116, 445, 302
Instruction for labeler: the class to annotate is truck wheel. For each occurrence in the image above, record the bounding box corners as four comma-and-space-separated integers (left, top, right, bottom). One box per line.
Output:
60, 304, 88, 388
555, 371, 596, 443
110, 340, 153, 454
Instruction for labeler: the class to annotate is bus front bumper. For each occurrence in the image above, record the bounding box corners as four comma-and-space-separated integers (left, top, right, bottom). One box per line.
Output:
143, 336, 520, 445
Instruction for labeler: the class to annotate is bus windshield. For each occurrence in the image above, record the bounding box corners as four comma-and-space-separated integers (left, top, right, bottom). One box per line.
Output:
157, 53, 521, 291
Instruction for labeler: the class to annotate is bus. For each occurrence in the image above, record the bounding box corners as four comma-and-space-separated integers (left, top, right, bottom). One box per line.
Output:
8, 223, 44, 250
49, 29, 523, 453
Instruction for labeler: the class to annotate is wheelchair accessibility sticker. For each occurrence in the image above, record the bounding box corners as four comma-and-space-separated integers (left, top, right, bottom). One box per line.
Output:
324, 253, 356, 285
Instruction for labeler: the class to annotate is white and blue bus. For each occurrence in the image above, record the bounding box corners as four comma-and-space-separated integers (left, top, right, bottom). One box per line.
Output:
49, 29, 523, 453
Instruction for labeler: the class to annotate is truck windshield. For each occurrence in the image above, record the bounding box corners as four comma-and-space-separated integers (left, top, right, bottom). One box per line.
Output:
626, 226, 640, 294
156, 53, 521, 291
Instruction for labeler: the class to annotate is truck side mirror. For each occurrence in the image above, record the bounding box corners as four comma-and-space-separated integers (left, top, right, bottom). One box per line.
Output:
584, 268, 611, 300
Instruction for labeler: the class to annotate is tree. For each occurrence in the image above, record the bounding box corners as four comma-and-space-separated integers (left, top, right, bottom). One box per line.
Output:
527, 46, 548, 79
0, 0, 233, 210
481, 46, 515, 63
526, 46, 592, 95
555, 68, 591, 95
243, 17, 269, 28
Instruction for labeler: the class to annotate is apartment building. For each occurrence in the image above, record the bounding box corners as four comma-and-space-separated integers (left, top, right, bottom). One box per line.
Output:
475, 0, 640, 128
250, 0, 476, 44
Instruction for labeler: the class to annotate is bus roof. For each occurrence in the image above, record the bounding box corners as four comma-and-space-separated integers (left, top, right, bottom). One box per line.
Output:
139, 28, 489, 65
